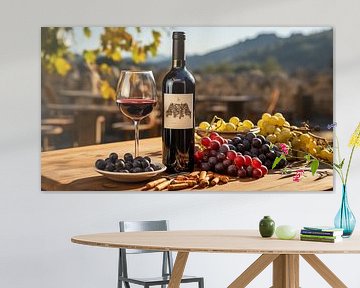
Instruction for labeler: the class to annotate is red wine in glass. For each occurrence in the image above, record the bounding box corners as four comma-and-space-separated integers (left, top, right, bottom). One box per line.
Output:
116, 70, 157, 157
116, 99, 157, 120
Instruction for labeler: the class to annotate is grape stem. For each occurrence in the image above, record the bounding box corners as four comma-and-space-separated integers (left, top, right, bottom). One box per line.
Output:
288, 147, 342, 181
283, 125, 330, 144
275, 167, 331, 177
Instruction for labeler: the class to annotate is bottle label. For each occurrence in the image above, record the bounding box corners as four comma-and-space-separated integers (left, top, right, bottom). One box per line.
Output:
164, 93, 193, 129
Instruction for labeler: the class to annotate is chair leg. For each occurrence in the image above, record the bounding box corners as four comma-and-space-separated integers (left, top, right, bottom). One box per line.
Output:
118, 250, 122, 288
199, 278, 204, 288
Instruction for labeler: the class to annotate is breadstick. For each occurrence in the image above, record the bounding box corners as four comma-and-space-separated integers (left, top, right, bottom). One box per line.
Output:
172, 180, 197, 187
145, 178, 167, 189
175, 175, 188, 181
214, 173, 229, 184
210, 177, 220, 186
219, 176, 229, 184
168, 183, 190, 191
189, 171, 200, 177
199, 171, 207, 181
199, 176, 210, 188
188, 175, 199, 181
199, 180, 209, 188
186, 180, 198, 187
207, 172, 215, 180
154, 180, 172, 191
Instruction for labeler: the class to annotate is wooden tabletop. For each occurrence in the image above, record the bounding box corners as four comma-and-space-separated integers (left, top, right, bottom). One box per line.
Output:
71, 230, 360, 254
41, 137, 333, 191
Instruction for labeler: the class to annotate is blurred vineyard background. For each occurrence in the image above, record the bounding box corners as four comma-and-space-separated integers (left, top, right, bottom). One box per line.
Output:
41, 27, 333, 151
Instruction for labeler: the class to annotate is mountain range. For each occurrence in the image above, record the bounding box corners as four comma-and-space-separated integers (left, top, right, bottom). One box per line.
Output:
154, 29, 333, 73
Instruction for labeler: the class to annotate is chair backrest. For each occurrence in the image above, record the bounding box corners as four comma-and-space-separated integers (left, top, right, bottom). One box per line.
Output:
119, 220, 169, 254
118, 220, 173, 283
120, 220, 168, 232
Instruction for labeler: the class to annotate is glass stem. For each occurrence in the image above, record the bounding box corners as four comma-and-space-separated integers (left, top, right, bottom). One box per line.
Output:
134, 120, 140, 157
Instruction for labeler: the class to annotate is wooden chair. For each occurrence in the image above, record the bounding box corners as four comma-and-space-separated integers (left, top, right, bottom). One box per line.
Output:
41, 125, 63, 151
118, 220, 204, 288
41, 81, 76, 148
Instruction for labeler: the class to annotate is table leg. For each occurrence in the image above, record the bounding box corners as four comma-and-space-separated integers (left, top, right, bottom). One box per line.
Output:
228, 254, 279, 288
272, 254, 299, 288
301, 254, 347, 288
168, 252, 189, 288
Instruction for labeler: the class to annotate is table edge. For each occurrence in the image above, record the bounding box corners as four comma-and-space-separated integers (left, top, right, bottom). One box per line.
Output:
71, 233, 360, 255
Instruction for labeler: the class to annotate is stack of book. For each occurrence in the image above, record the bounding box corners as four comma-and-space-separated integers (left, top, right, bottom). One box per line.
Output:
300, 226, 344, 243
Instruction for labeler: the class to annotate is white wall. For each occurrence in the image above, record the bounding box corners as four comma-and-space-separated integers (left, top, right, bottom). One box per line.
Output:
1, 0, 360, 287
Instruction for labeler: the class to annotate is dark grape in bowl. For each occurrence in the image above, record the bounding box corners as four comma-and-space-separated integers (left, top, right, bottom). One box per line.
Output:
95, 153, 166, 183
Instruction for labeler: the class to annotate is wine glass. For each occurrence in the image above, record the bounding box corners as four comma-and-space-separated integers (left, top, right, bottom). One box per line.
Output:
116, 71, 157, 157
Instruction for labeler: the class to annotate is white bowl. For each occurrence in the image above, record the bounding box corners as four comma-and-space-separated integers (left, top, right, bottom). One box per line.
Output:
95, 163, 167, 183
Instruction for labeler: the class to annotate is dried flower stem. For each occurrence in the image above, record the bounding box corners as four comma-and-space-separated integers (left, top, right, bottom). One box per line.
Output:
344, 126, 360, 185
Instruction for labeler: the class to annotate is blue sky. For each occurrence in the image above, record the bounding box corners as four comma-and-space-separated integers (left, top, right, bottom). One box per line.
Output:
71, 26, 331, 57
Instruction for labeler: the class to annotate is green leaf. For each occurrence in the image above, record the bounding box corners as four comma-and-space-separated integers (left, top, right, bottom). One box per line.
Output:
110, 50, 122, 61
310, 160, 319, 176
100, 80, 116, 100
334, 158, 344, 169
83, 27, 91, 38
152, 30, 161, 43
83, 50, 97, 64
338, 158, 345, 169
272, 154, 285, 169
132, 45, 146, 63
54, 57, 71, 76
149, 43, 157, 57
304, 154, 311, 162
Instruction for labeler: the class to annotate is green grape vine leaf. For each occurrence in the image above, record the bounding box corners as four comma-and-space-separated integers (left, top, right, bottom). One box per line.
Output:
272, 154, 286, 169
304, 154, 311, 163
310, 159, 319, 176
42, 27, 163, 99
83, 27, 91, 38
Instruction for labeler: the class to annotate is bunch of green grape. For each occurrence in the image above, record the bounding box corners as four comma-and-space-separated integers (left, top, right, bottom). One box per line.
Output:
258, 113, 333, 162
199, 116, 255, 133
258, 113, 291, 144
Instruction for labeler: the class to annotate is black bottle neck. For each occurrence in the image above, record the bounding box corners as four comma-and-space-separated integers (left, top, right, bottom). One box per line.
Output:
172, 38, 185, 68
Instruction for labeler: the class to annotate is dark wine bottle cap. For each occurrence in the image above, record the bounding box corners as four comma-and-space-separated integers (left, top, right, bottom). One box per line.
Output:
173, 31, 186, 40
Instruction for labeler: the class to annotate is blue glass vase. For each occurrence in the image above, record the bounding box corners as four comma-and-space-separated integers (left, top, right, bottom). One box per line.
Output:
334, 185, 356, 237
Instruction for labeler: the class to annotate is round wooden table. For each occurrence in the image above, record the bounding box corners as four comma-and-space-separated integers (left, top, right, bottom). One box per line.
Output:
72, 230, 360, 288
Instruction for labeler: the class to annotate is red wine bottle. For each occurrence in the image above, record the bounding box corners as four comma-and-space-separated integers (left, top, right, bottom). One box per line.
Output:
162, 31, 195, 173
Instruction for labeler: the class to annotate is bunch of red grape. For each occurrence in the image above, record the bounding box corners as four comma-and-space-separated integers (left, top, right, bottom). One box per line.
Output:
194, 132, 269, 179
227, 132, 287, 170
